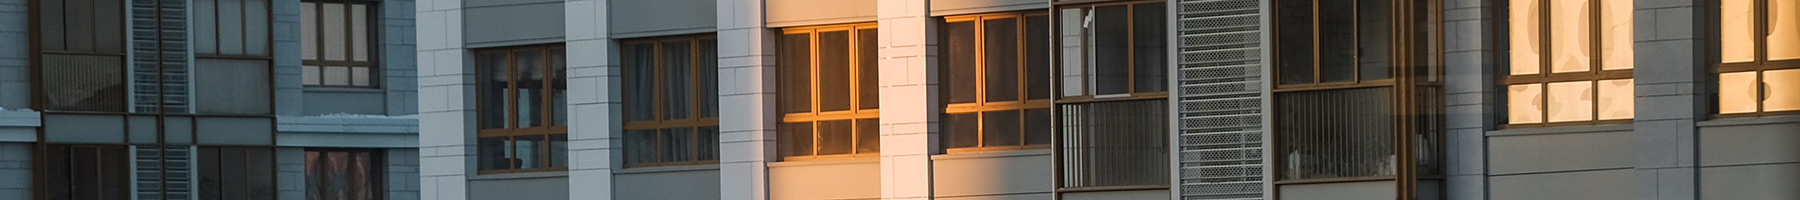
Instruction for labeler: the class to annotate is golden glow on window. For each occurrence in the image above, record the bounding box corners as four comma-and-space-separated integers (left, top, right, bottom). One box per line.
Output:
1508, 0, 1540, 75
1766, 69, 1800, 112
1600, 0, 1632, 70
1549, 0, 1591, 74
1723, 0, 1756, 63
1720, 72, 1761, 114
1507, 0, 1633, 125
1507, 84, 1544, 124
1546, 81, 1593, 122
1597, 79, 1633, 120
1771, 0, 1800, 60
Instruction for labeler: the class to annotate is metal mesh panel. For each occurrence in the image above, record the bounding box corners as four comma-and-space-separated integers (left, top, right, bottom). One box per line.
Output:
1174, 0, 1267, 199
131, 0, 191, 113
136, 145, 193, 200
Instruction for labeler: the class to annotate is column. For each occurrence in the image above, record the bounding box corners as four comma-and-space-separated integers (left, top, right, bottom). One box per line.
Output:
415, 0, 470, 198
1633, 0, 1706, 199
876, 0, 934, 199
1441, 0, 1498, 199
565, 0, 621, 199
717, 0, 778, 199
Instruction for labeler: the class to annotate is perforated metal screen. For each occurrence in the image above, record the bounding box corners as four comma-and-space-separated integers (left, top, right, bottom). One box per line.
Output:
1173, 0, 1267, 199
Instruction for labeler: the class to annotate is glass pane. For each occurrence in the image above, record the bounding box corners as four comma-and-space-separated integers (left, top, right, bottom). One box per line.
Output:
1719, 72, 1760, 114
1549, 0, 1591, 73
1024, 108, 1051, 145
1027, 15, 1052, 100
477, 137, 507, 170
195, 0, 216, 54
858, 29, 879, 110
624, 130, 658, 165
664, 41, 693, 120
323, 66, 349, 86
1772, 0, 1800, 60
245, 0, 269, 55
945, 21, 979, 104
626, 43, 657, 121
1723, 0, 1755, 63
987, 18, 1021, 102
780, 34, 814, 114
479, 53, 510, 129
701, 39, 721, 117
549, 134, 568, 168
1509, 0, 1542, 75
855, 119, 880, 154
1600, 0, 1632, 70
816, 120, 854, 155
1059, 8, 1088, 97
1093, 5, 1131, 95
1359, 0, 1392, 80
1319, 0, 1356, 82
303, 65, 321, 85
663, 128, 695, 162
1133, 3, 1167, 93
323, 3, 345, 61
1507, 84, 1544, 124
516, 50, 544, 128
819, 31, 853, 111
513, 135, 544, 169
301, 2, 316, 60
1597, 79, 1633, 120
779, 122, 814, 157
551, 49, 568, 125
352, 4, 369, 61
944, 113, 980, 149
1765, 69, 1800, 111
218, 0, 244, 55
982, 110, 1021, 147
1278, 0, 1316, 84
1546, 81, 1594, 122
351, 67, 370, 86
699, 126, 720, 161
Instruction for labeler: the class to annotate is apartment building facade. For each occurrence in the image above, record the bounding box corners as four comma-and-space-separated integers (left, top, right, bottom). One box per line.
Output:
415, 0, 1800, 199
0, 0, 421, 199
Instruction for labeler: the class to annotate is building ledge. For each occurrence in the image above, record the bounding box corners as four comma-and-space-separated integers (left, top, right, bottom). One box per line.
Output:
1698, 115, 1800, 127
1486, 124, 1633, 137
615, 164, 720, 175
0, 109, 39, 128
275, 114, 419, 148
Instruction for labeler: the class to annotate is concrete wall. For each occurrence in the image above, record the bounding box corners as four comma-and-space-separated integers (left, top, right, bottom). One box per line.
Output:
765, 0, 876, 27
467, 175, 571, 200
1059, 189, 1169, 200
768, 159, 880, 200
1489, 169, 1634, 200
277, 147, 306, 200
927, 0, 1044, 17
1697, 117, 1800, 200
388, 148, 423, 200
609, 0, 715, 38
931, 150, 1053, 200
1487, 128, 1635, 175
0, 143, 29, 200
0, 0, 26, 109
1277, 181, 1395, 200
463, 0, 564, 47
614, 167, 721, 200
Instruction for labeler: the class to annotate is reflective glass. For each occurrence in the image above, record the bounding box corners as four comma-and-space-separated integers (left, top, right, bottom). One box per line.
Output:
1550, 0, 1591, 73
1093, 5, 1130, 95
780, 34, 813, 114
515, 50, 543, 128
855, 119, 880, 154
513, 135, 543, 169
987, 18, 1021, 102
1509, 0, 1541, 75
1771, 0, 1800, 60
1597, 79, 1633, 120
479, 53, 509, 129
816, 120, 853, 155
1719, 72, 1760, 114
1278, 0, 1316, 84
946, 21, 979, 103
982, 110, 1021, 147
1546, 81, 1594, 122
663, 128, 695, 162
1765, 69, 1800, 111
1601, 0, 1632, 70
1723, 0, 1755, 63
819, 31, 852, 111
1507, 84, 1544, 124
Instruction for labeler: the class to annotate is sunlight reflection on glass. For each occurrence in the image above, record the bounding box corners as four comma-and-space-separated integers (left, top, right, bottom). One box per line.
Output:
1723, 0, 1755, 63
1547, 81, 1593, 122
1509, 0, 1541, 75
1764, 69, 1800, 111
1719, 72, 1759, 114
1597, 79, 1633, 120
1550, 0, 1591, 73
1508, 84, 1544, 124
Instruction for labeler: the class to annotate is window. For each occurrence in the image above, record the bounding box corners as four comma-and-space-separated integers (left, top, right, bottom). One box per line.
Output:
44, 145, 131, 200
622, 35, 721, 167
37, 0, 128, 112
779, 24, 881, 160
197, 147, 277, 200
306, 149, 384, 200
1055, 1, 1167, 188
940, 12, 1053, 152
476, 45, 568, 173
1719, 0, 1800, 116
1504, 0, 1634, 126
192, 0, 274, 115
301, 1, 378, 87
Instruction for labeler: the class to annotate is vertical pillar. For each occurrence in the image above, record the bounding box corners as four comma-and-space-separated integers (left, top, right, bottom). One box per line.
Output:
876, 0, 934, 199
1441, 0, 1497, 199
1633, 0, 1706, 199
717, 0, 777, 199
565, 0, 620, 199
415, 0, 470, 198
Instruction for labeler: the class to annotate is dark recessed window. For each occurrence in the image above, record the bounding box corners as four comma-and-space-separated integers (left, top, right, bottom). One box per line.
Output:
622, 35, 721, 167
779, 24, 881, 160
939, 12, 1053, 153
476, 45, 568, 174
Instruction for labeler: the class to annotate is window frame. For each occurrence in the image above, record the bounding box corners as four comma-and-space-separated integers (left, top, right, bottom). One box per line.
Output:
1500, 0, 1636, 128
1271, 0, 1401, 91
1715, 0, 1800, 118
620, 34, 721, 168
474, 44, 568, 174
939, 12, 1054, 153
30, 0, 130, 113
1052, 0, 1171, 103
777, 23, 883, 161
300, 0, 381, 88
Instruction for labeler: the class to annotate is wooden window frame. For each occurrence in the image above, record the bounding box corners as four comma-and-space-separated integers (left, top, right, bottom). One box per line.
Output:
940, 12, 1054, 153
1500, 0, 1635, 128
778, 23, 882, 161
621, 35, 721, 168
475, 44, 567, 174
1272, 0, 1402, 92
1715, 0, 1800, 118
300, 0, 380, 88
1053, 0, 1171, 103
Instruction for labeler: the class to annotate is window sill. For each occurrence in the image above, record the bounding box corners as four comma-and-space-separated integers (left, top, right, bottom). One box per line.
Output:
469, 170, 568, 180
767, 157, 879, 168
616, 164, 720, 175
303, 87, 385, 93
1486, 124, 1634, 137
1055, 185, 1169, 193
1699, 114, 1800, 127
932, 148, 1050, 161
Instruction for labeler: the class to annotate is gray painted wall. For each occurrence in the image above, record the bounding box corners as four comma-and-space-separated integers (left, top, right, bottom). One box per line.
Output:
0, 0, 26, 109
1489, 169, 1634, 200
388, 148, 422, 200
768, 159, 880, 200
278, 147, 306, 200
467, 176, 571, 200
1277, 181, 1395, 200
463, 0, 564, 47
1697, 118, 1800, 200
614, 168, 721, 200
1060, 189, 1169, 200
303, 90, 389, 115
927, 0, 1044, 17
609, 0, 716, 38
0, 143, 28, 200
931, 150, 1052, 199
1486, 129, 1634, 175
765, 0, 876, 27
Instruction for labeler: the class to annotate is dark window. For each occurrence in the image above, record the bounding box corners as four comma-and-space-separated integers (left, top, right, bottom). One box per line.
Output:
940, 12, 1053, 152
305, 149, 384, 200
1503, 0, 1634, 126
197, 147, 277, 200
476, 45, 567, 173
45, 145, 131, 200
1057, 2, 1167, 99
37, 0, 127, 112
301, 1, 378, 87
1276, 0, 1395, 86
779, 24, 881, 160
1054, 1, 1169, 189
622, 35, 721, 167
194, 0, 272, 56
1717, 0, 1800, 116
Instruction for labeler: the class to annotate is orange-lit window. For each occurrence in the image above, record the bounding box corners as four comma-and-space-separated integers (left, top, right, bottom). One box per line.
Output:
621, 35, 720, 167
778, 24, 881, 160
475, 45, 568, 174
1504, 0, 1634, 127
939, 12, 1053, 153
1718, 0, 1800, 116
